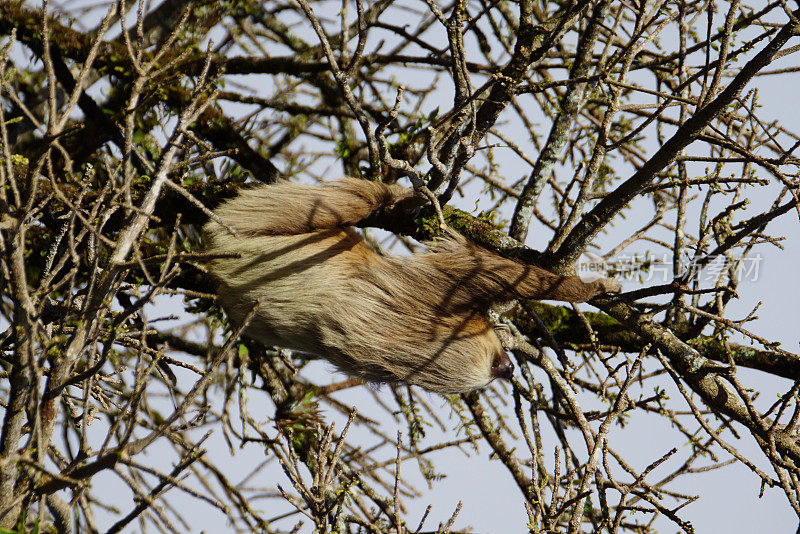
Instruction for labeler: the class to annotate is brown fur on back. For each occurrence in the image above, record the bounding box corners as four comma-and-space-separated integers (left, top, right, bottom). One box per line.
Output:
204, 178, 619, 393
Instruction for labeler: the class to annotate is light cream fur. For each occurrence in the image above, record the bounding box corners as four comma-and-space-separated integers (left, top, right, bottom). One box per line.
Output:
204, 178, 620, 394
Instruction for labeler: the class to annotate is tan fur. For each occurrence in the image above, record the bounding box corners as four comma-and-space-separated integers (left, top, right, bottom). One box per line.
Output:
204, 178, 621, 394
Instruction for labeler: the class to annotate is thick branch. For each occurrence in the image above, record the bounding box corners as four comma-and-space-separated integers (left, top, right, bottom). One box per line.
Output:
594, 297, 800, 464
512, 302, 800, 380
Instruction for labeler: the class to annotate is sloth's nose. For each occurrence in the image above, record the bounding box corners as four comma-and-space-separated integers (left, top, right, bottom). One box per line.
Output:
491, 351, 515, 379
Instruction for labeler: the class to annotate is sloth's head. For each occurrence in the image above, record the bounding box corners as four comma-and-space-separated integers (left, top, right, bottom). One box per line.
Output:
391, 315, 515, 395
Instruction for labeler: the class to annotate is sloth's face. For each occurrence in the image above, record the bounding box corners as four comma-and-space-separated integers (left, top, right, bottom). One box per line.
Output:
490, 350, 515, 381
397, 318, 514, 395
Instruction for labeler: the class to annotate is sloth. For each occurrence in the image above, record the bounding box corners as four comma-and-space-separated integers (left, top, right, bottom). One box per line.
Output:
204, 178, 621, 394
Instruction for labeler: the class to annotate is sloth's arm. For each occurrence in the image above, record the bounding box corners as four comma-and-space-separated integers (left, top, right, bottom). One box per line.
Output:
426, 234, 621, 304
212, 178, 411, 236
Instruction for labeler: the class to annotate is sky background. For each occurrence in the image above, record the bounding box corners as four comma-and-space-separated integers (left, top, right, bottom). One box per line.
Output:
5, 1, 800, 532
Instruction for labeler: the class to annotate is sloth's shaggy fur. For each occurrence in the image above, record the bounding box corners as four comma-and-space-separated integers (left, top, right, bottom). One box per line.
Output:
204, 179, 620, 393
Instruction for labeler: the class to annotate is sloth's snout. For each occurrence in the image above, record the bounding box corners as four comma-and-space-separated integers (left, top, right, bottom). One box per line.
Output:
491, 351, 515, 380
